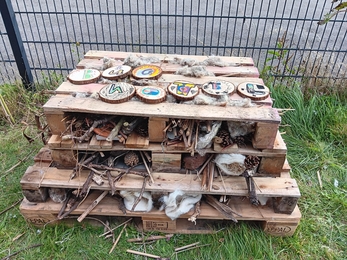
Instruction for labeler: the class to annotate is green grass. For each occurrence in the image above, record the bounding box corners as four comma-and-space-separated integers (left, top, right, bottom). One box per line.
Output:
0, 84, 346, 259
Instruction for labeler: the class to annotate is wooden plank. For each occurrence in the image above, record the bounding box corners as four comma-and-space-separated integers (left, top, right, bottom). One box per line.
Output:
45, 113, 66, 135
51, 150, 77, 168
48, 135, 74, 149
55, 81, 107, 93
84, 50, 255, 66
258, 156, 286, 176
148, 117, 167, 142
43, 95, 281, 123
89, 135, 112, 149
263, 220, 300, 237
125, 132, 149, 148
20, 191, 301, 237
20, 191, 301, 221
20, 166, 301, 198
253, 122, 279, 149
151, 153, 181, 172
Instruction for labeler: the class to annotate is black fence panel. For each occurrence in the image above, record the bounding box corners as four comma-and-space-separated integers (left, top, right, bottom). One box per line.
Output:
1, 0, 346, 87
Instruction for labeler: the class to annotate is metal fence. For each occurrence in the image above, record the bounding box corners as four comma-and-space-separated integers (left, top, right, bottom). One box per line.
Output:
1, 0, 347, 88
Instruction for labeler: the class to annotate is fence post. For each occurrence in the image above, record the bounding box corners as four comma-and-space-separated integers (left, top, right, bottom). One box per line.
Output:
0, 0, 34, 90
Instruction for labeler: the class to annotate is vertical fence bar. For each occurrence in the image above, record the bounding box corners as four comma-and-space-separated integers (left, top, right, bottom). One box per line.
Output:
0, 0, 33, 89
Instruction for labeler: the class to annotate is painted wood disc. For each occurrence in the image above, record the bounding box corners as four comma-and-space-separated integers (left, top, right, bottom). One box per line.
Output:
167, 81, 199, 100
67, 69, 101, 84
102, 65, 132, 80
99, 82, 136, 104
237, 82, 270, 100
136, 86, 166, 104
201, 80, 235, 97
132, 65, 162, 80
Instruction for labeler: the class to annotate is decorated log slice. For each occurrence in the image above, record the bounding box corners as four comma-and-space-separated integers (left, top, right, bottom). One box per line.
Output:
237, 82, 270, 100
202, 80, 235, 97
67, 69, 101, 84
167, 81, 199, 101
136, 86, 166, 104
132, 65, 162, 80
102, 65, 132, 80
99, 83, 136, 104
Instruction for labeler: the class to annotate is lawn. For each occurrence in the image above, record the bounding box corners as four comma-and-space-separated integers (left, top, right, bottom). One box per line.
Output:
0, 83, 346, 259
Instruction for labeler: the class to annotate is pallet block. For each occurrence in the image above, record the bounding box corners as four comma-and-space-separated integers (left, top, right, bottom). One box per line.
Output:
19, 192, 301, 236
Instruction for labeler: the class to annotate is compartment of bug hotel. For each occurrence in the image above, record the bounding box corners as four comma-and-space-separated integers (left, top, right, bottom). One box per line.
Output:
51, 113, 150, 148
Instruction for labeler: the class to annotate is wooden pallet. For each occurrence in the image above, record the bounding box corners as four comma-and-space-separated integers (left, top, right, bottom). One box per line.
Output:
20, 190, 301, 237
43, 51, 281, 150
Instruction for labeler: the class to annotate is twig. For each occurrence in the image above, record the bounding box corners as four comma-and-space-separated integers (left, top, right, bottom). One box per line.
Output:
196, 154, 214, 180
131, 177, 148, 211
1, 244, 42, 260
99, 218, 133, 238
317, 170, 323, 189
107, 117, 125, 142
140, 151, 154, 183
0, 199, 22, 216
3, 152, 32, 177
77, 191, 108, 222
175, 244, 211, 254
75, 117, 112, 142
188, 201, 201, 224
127, 234, 173, 243
208, 162, 215, 191
126, 249, 161, 259
106, 170, 116, 195
109, 223, 127, 254
175, 242, 200, 252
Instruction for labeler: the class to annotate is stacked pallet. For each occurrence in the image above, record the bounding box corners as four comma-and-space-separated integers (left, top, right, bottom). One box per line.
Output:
19, 51, 301, 237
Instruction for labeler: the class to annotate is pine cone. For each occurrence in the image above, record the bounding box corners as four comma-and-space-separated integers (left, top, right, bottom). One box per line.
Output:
124, 151, 140, 167
135, 123, 148, 137
216, 129, 233, 147
232, 136, 245, 146
244, 155, 260, 170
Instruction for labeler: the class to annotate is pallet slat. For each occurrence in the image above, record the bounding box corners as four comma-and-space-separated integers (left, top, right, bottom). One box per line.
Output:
21, 166, 300, 198
20, 191, 301, 236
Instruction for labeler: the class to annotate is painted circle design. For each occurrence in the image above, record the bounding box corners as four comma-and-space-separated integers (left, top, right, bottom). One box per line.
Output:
102, 65, 132, 79
132, 65, 162, 79
202, 80, 235, 97
67, 69, 101, 84
237, 82, 270, 100
99, 82, 135, 103
136, 86, 166, 103
168, 81, 199, 100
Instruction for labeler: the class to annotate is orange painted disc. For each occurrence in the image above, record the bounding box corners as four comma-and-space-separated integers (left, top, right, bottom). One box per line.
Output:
132, 65, 162, 80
